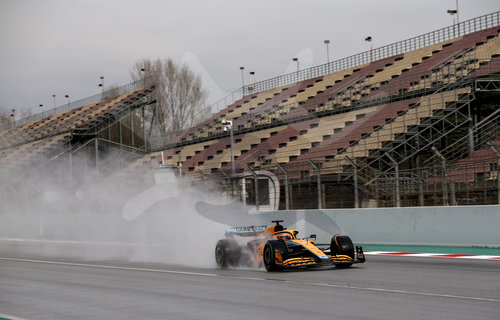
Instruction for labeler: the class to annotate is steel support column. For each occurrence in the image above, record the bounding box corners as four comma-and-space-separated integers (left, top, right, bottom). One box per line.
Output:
95, 138, 99, 177
218, 168, 231, 195
487, 142, 500, 205
385, 153, 400, 207
247, 165, 259, 211
277, 163, 290, 210
68, 143, 73, 187
308, 160, 322, 209
178, 151, 182, 180
432, 146, 449, 206
345, 156, 359, 208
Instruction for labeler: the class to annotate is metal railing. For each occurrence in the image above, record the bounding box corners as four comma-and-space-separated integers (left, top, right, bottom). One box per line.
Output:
377, 158, 499, 207
179, 56, 482, 147
9, 77, 156, 130
214, 155, 499, 209
7, 11, 497, 136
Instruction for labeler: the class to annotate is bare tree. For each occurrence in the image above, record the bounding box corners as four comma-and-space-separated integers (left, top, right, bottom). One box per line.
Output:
102, 85, 121, 100
130, 58, 209, 141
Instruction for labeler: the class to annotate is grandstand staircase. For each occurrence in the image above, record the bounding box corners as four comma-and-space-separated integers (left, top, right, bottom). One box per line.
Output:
93, 138, 147, 176
424, 106, 500, 167
378, 74, 500, 170
338, 66, 478, 196
71, 87, 155, 138
66, 87, 156, 178
15, 85, 158, 181
383, 91, 474, 162
353, 87, 474, 186
334, 69, 500, 205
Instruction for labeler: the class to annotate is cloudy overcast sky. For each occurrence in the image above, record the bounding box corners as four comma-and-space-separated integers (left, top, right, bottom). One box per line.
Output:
1, 0, 499, 116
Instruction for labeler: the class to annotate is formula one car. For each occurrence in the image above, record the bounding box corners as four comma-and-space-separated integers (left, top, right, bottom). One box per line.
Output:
215, 220, 365, 271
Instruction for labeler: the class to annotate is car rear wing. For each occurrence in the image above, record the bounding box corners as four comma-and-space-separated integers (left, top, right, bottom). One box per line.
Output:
225, 225, 268, 237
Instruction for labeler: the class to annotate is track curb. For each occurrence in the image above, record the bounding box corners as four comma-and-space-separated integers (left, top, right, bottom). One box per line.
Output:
365, 251, 500, 260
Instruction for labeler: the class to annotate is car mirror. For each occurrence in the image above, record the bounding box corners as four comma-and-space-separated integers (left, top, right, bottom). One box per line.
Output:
309, 234, 316, 240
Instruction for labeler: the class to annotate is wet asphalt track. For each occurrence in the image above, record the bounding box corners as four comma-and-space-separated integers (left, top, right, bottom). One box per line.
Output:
0, 254, 499, 320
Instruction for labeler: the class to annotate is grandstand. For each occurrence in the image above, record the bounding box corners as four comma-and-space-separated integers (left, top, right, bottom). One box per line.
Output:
0, 78, 157, 212
1, 11, 499, 212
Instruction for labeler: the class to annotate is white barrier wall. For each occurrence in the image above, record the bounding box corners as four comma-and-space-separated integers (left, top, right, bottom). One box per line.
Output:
268, 205, 500, 247
1, 204, 498, 248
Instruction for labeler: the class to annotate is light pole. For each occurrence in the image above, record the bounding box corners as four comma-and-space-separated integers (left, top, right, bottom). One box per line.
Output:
99, 76, 104, 94
447, 9, 458, 37
140, 68, 146, 149
249, 71, 255, 83
222, 119, 235, 175
52, 94, 56, 113
324, 40, 330, 64
65, 94, 70, 111
292, 57, 299, 72
249, 71, 255, 92
140, 68, 145, 85
240, 66, 245, 95
365, 36, 373, 62
10, 109, 15, 127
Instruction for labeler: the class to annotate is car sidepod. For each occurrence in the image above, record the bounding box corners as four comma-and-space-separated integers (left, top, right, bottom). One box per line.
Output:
279, 240, 330, 269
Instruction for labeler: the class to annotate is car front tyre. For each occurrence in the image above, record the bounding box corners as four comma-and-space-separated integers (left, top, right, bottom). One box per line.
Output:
331, 235, 355, 268
263, 240, 286, 272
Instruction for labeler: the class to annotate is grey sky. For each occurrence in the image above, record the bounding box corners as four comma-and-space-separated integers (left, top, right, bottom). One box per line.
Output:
1, 0, 499, 116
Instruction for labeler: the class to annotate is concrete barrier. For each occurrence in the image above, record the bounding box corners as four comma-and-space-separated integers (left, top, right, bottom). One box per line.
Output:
1, 204, 498, 248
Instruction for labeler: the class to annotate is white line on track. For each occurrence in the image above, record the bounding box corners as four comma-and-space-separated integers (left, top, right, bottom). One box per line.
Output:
1, 257, 499, 303
3, 238, 500, 260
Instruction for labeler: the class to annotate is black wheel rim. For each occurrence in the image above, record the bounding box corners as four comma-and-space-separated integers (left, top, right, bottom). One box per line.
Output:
215, 247, 223, 264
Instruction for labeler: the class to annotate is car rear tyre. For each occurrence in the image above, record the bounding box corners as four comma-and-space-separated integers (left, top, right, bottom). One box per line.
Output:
263, 240, 287, 272
331, 235, 354, 268
215, 239, 240, 268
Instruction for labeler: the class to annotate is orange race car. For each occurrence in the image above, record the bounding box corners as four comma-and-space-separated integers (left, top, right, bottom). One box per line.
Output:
215, 220, 365, 271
